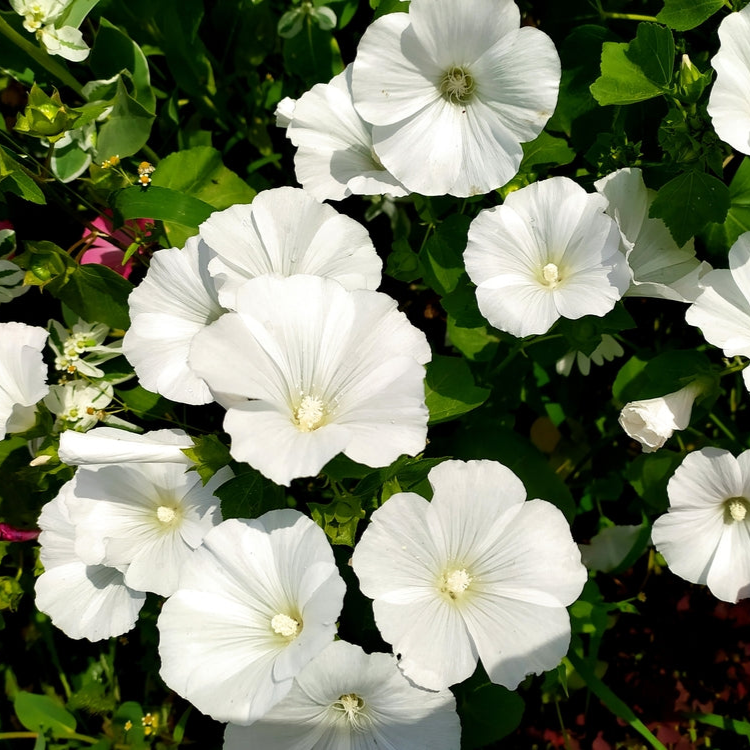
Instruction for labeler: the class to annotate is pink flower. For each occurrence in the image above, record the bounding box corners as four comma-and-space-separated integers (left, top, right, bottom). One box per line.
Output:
0, 523, 39, 542
0, 220, 13, 232
80, 213, 151, 279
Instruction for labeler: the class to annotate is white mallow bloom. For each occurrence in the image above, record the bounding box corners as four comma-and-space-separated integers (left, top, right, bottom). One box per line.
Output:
352, 459, 587, 691
224, 640, 461, 750
123, 190, 383, 406
274, 96, 297, 128
686, 232, 750, 392
351, 0, 560, 197
464, 177, 631, 338
65, 460, 230, 598
618, 381, 705, 453
0, 322, 49, 438
284, 65, 409, 202
158, 511, 347, 725
595, 168, 711, 302
707, 5, 750, 156
58, 426, 194, 466
652, 448, 750, 603
35, 485, 146, 641
189, 275, 431, 487
122, 236, 225, 406
200, 186, 382, 302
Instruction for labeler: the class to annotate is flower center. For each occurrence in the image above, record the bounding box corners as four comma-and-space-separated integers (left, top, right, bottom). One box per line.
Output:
271, 613, 301, 638
156, 505, 178, 525
332, 693, 370, 732
293, 395, 326, 432
439, 567, 473, 600
725, 497, 749, 523
439, 66, 476, 105
542, 262, 561, 288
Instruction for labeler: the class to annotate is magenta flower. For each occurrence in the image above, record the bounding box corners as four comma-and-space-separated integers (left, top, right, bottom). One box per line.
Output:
80, 213, 151, 279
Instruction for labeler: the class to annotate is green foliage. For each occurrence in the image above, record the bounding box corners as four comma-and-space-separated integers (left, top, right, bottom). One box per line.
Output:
703, 156, 750, 253
424, 355, 490, 424
649, 169, 730, 246
14, 692, 77, 738
216, 468, 288, 520
183, 434, 233, 484
656, 0, 725, 30
0, 147, 45, 203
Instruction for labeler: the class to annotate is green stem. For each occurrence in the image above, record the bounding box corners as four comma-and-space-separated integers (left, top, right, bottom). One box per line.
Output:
709, 412, 739, 443
567, 651, 668, 750
0, 17, 83, 97
600, 11, 659, 21
0, 732, 97, 743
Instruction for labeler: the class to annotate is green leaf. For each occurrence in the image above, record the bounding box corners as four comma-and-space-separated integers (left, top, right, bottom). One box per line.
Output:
703, 157, 750, 254
216, 469, 287, 520
151, 147, 256, 211
0, 147, 45, 204
114, 186, 215, 228
182, 435, 232, 485
446, 316, 501, 362
455, 668, 525, 749
624, 23, 675, 89
425, 355, 490, 425
385, 239, 422, 283
353, 456, 446, 505
625, 452, 683, 513
520, 131, 576, 171
114, 385, 171, 420
95, 76, 155, 161
283, 22, 344, 86
309, 495, 365, 546
90, 19, 155, 111
590, 42, 664, 106
55, 263, 133, 330
649, 170, 730, 246
656, 0, 724, 30
58, 0, 101, 29
14, 692, 77, 738
687, 713, 750, 737
155, 0, 216, 99
419, 214, 471, 296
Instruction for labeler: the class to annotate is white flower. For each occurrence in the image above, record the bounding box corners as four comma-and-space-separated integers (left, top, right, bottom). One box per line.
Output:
351, 459, 587, 691
224, 640, 461, 750
285, 66, 408, 201
686, 231, 750, 392
35, 484, 146, 641
0, 322, 49, 438
708, 5, 750, 156
37, 23, 89, 62
10, 0, 90, 61
44, 380, 113, 432
274, 96, 296, 129
158, 511, 346, 725
10, 0, 68, 32
555, 334, 624, 377
594, 168, 711, 302
122, 236, 224, 405
463, 177, 631, 338
66, 460, 230, 597
58, 426, 194, 466
189, 274, 431, 486
350, 0, 560, 196
652, 447, 750, 602
49, 319, 120, 378
200, 187, 382, 302
618, 381, 705, 453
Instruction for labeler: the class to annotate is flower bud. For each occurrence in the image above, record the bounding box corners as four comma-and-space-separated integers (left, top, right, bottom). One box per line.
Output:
676, 54, 712, 104
618, 380, 705, 453
14, 84, 78, 142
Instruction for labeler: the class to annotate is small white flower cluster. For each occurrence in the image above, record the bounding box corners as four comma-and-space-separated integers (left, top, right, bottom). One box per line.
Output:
44, 318, 131, 433
10, 0, 90, 62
